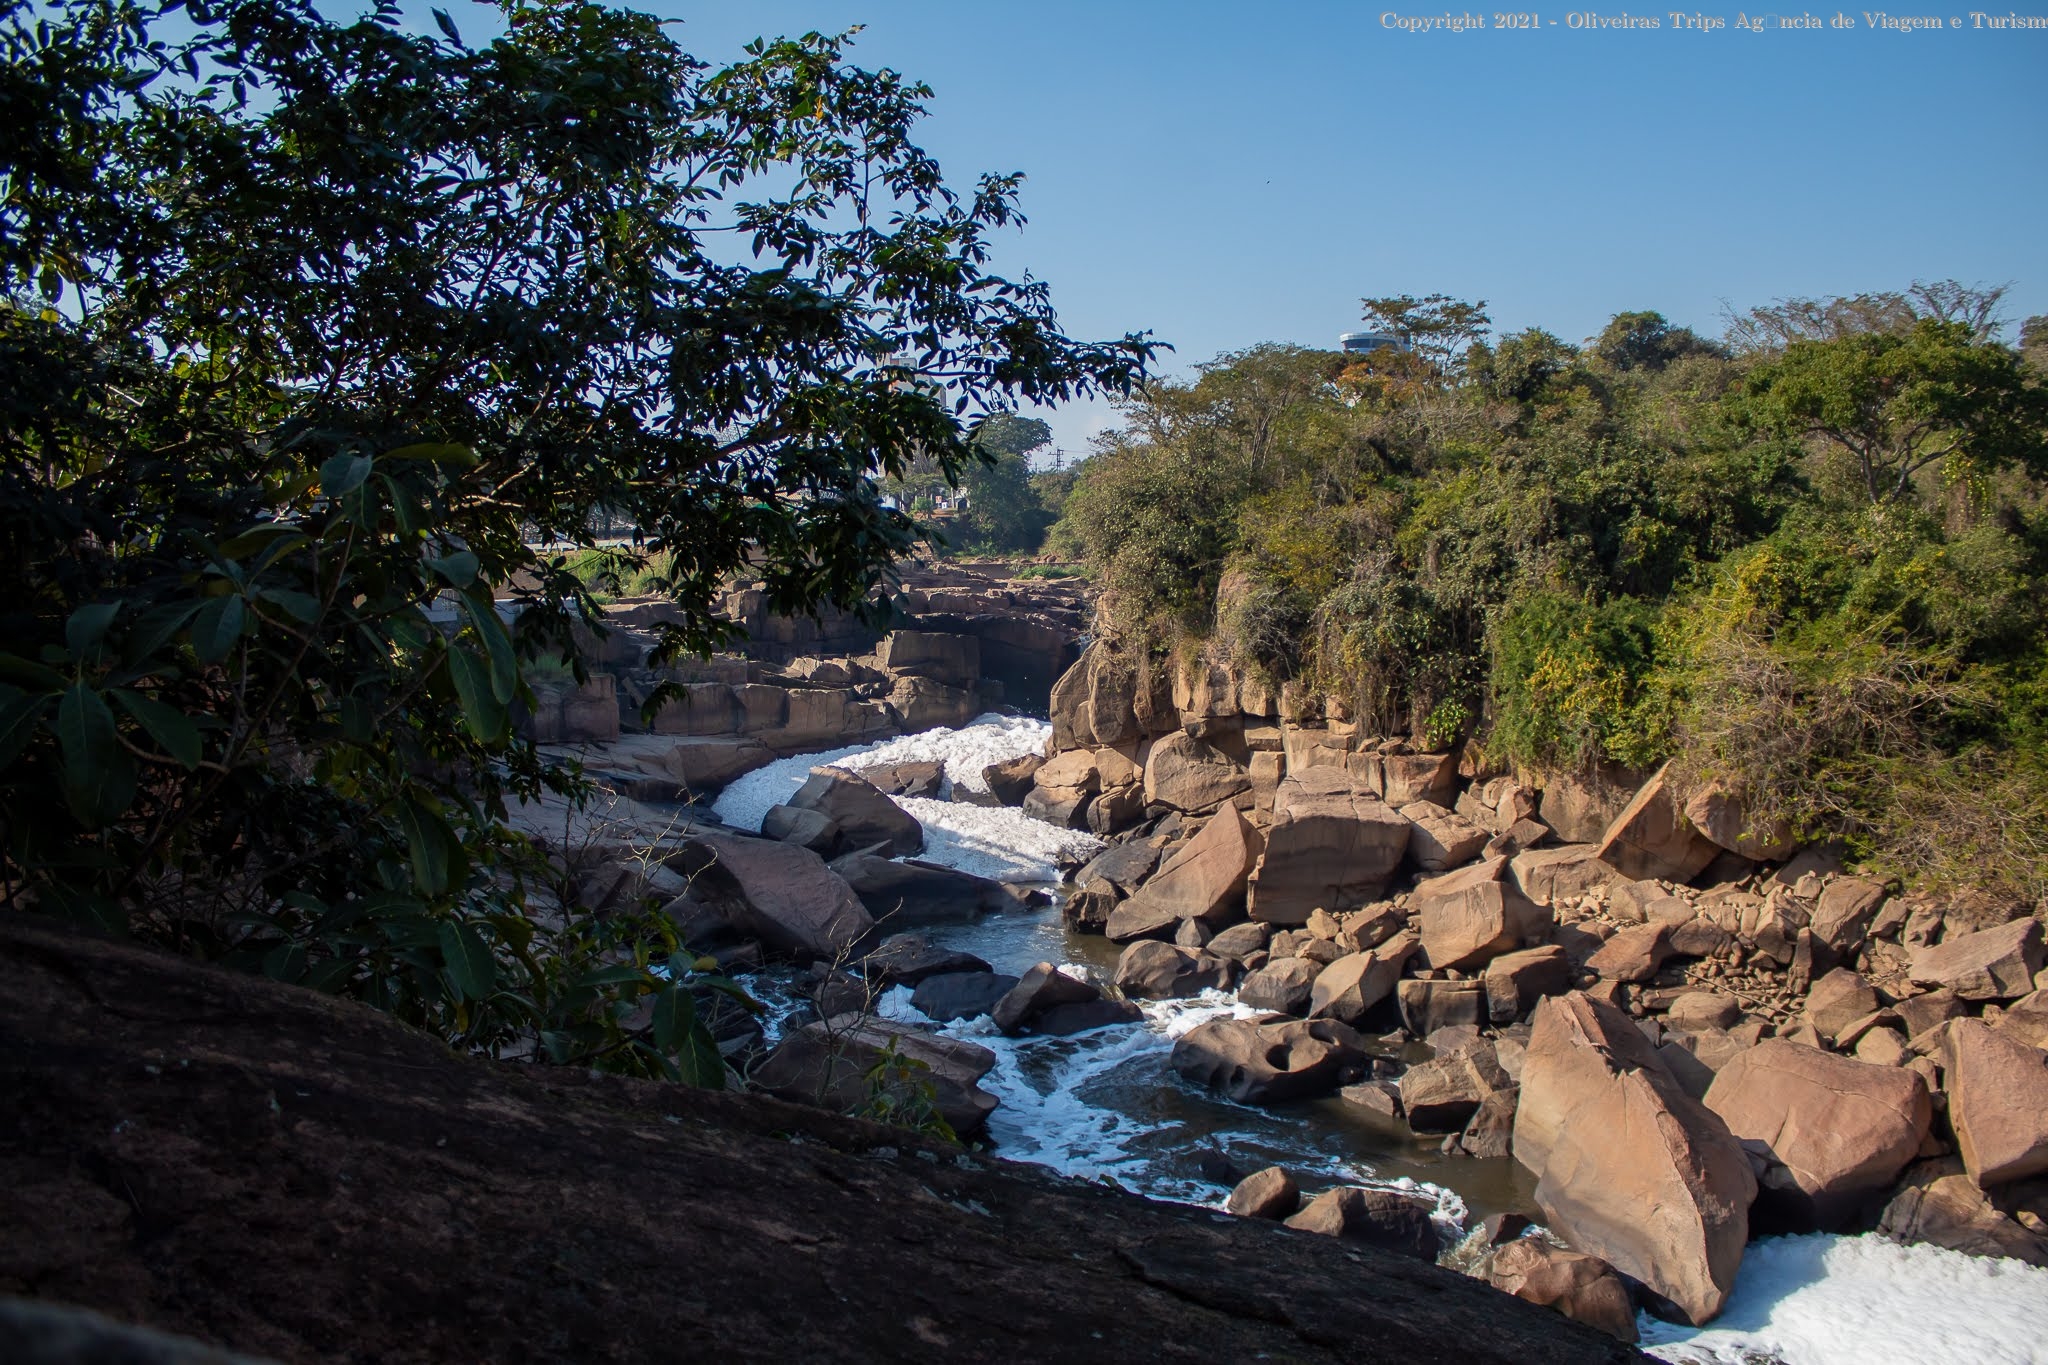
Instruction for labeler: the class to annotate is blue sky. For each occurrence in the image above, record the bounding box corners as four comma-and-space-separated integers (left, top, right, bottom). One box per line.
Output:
475, 1, 2048, 455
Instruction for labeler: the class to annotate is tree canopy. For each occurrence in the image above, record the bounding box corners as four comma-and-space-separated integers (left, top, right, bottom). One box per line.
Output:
0, 0, 1151, 1074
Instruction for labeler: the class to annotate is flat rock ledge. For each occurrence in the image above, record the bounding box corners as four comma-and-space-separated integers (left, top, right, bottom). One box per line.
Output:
0, 916, 1642, 1365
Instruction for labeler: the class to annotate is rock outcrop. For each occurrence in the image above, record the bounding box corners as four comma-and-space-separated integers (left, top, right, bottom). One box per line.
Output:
1249, 768, 1411, 924
1513, 992, 1756, 1325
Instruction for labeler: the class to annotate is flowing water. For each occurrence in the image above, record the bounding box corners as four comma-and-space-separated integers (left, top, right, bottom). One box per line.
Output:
712, 715, 2048, 1365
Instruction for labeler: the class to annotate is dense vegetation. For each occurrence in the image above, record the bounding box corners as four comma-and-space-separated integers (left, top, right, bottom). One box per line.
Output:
1051, 290, 2048, 903
0, 0, 1148, 1075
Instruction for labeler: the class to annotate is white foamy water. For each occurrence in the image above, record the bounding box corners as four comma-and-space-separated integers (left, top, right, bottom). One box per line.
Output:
1642, 1232, 2048, 1365
710, 714, 1100, 881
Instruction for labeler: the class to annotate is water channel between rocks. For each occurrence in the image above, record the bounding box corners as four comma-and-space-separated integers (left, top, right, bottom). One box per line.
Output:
708, 715, 2048, 1365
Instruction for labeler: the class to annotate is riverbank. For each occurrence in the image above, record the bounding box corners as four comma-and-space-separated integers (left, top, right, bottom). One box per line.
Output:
0, 912, 1640, 1365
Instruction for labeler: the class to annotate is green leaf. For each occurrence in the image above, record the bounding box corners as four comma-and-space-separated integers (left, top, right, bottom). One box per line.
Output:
395, 797, 461, 897
427, 549, 480, 588
262, 941, 307, 982
447, 645, 509, 743
571, 963, 647, 990
438, 920, 496, 1000
124, 600, 202, 666
318, 452, 372, 497
217, 522, 309, 560
65, 601, 122, 658
0, 652, 68, 691
255, 587, 322, 624
651, 982, 696, 1053
339, 696, 375, 743
383, 441, 478, 467
111, 689, 203, 768
191, 594, 246, 662
0, 690, 51, 770
56, 683, 136, 826
462, 590, 517, 703
303, 958, 357, 994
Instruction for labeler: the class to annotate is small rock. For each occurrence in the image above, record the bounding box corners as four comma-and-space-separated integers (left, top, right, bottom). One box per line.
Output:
1226, 1165, 1301, 1221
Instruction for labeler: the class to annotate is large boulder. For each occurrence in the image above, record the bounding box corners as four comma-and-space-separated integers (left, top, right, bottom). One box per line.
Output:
1237, 957, 1323, 1015
991, 962, 1103, 1035
1703, 1040, 1932, 1230
859, 933, 992, 987
1249, 768, 1412, 925
670, 833, 874, 959
1413, 856, 1550, 972
1595, 763, 1722, 884
876, 630, 980, 688
1113, 941, 1234, 1000
1382, 752, 1459, 808
1396, 979, 1488, 1036
1909, 919, 2045, 1002
1484, 945, 1574, 1024
1510, 844, 1621, 908
1682, 780, 1794, 863
1584, 923, 1672, 985
983, 753, 1045, 806
1170, 1016, 1370, 1105
1400, 800, 1490, 873
1879, 1158, 2048, 1266
1946, 1019, 2048, 1186
1481, 1238, 1639, 1344
1105, 806, 1264, 941
753, 1016, 999, 1137
1283, 1187, 1441, 1263
1399, 1042, 1514, 1133
829, 853, 1008, 926
909, 970, 1019, 1023
859, 759, 948, 799
1142, 731, 1252, 814
1810, 876, 1889, 957
1307, 933, 1419, 1025
781, 766, 923, 857
1226, 1166, 1301, 1221
1512, 992, 1756, 1326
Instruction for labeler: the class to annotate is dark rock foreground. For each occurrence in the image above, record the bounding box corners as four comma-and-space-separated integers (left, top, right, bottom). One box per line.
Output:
0, 916, 1643, 1364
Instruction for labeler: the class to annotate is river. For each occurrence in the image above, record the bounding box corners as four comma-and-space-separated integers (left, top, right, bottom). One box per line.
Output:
711, 715, 2048, 1365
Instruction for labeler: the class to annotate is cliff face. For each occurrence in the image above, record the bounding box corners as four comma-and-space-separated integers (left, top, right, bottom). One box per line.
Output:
0, 916, 1643, 1365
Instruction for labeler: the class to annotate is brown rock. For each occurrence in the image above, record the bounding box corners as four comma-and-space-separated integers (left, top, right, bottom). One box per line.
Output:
1811, 876, 1888, 957
1309, 934, 1419, 1025
1595, 763, 1722, 884
1105, 804, 1264, 940
1682, 780, 1793, 863
1803, 968, 1880, 1046
1484, 946, 1574, 1024
1382, 752, 1459, 807
1396, 979, 1488, 1036
1249, 767, 1412, 925
982, 752, 1045, 806
1895, 989, 1966, 1041
1112, 941, 1232, 1000
1170, 1016, 1371, 1105
756, 1016, 999, 1138
1340, 1079, 1407, 1127
1400, 800, 1490, 873
760, 804, 839, 853
1704, 1039, 1932, 1229
1665, 993, 1742, 1032
1483, 1238, 1639, 1344
1512, 992, 1756, 1326
1284, 1187, 1442, 1263
1206, 921, 1274, 962
1414, 856, 1551, 971
1511, 844, 1622, 907
1584, 923, 1672, 985
1226, 1166, 1300, 1221
1400, 1043, 1513, 1133
861, 759, 948, 799
1879, 1159, 2048, 1266
1237, 957, 1323, 1015
1947, 1019, 2048, 1186
991, 962, 1101, 1035
671, 833, 875, 960
1460, 1091, 1520, 1159
1668, 920, 1733, 959
1143, 731, 1252, 813
1911, 919, 2045, 1002
1062, 880, 1119, 934
783, 767, 923, 857
1995, 989, 2048, 1049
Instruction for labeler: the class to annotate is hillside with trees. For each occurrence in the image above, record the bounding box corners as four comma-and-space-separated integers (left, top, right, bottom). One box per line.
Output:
1050, 288, 2048, 904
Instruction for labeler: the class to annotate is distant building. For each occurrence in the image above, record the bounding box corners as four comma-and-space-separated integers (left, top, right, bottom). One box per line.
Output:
1339, 331, 1410, 356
